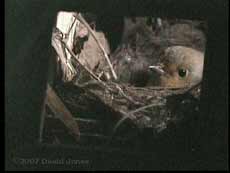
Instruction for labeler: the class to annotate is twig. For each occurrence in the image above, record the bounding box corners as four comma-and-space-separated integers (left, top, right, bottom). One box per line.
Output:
126, 85, 186, 91
62, 41, 108, 87
113, 101, 165, 134
65, 14, 79, 39
115, 84, 140, 105
74, 13, 118, 80
112, 110, 137, 134
76, 80, 102, 88
52, 30, 77, 80
129, 101, 166, 115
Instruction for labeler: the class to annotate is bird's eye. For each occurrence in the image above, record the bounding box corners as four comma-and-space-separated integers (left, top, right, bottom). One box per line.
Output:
178, 68, 188, 78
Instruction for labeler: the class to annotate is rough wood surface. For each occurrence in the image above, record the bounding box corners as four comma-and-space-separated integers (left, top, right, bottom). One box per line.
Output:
46, 84, 80, 141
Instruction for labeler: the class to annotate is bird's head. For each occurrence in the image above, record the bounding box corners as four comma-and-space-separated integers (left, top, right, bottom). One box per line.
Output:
149, 46, 204, 88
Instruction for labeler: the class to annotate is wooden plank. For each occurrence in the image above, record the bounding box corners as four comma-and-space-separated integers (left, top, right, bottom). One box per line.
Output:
39, 96, 47, 143
46, 84, 80, 141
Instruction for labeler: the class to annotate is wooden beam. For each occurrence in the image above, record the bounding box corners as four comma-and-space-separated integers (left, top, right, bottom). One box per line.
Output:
46, 84, 80, 141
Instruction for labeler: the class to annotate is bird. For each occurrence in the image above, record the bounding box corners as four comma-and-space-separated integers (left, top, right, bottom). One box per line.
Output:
149, 46, 204, 88
110, 17, 205, 88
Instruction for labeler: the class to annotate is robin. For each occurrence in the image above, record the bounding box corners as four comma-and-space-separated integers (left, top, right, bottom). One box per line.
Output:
110, 17, 205, 88
149, 46, 204, 88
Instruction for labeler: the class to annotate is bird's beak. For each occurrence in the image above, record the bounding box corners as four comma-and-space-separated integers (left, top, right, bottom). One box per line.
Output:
149, 65, 165, 75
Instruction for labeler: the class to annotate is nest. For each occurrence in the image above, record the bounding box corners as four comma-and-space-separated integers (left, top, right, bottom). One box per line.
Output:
76, 80, 201, 132
52, 13, 201, 137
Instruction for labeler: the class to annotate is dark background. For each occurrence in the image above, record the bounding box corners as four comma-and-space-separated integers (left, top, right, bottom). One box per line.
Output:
5, 0, 228, 170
